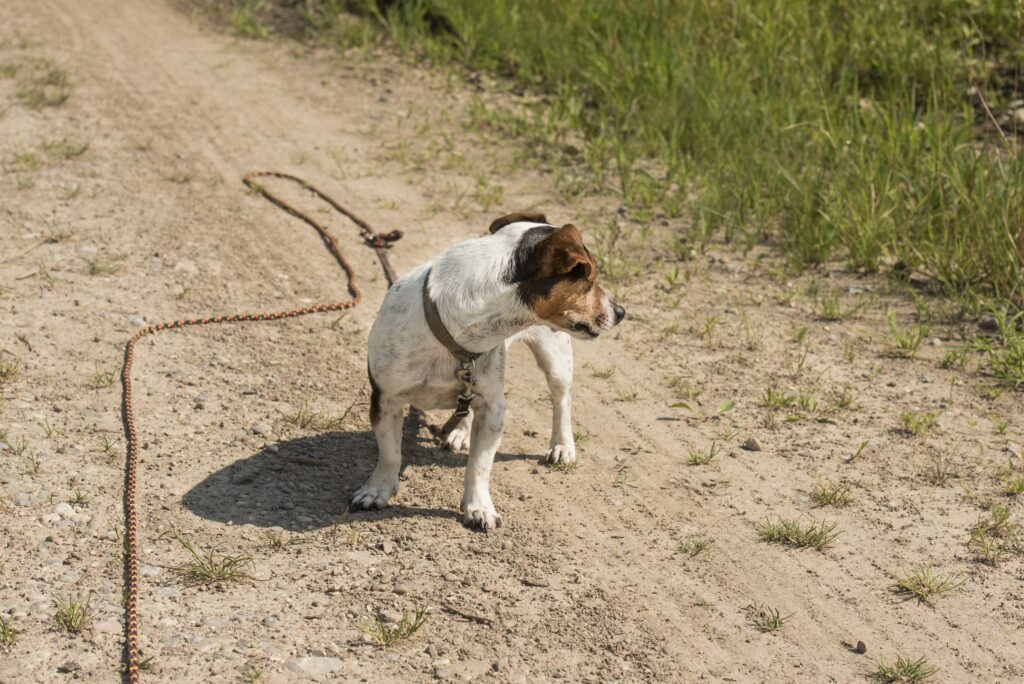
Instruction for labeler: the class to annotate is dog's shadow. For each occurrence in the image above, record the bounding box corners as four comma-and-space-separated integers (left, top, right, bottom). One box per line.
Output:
181, 414, 533, 531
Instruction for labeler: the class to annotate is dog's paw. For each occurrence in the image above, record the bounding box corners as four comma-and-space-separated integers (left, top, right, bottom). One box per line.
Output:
350, 482, 395, 511
545, 443, 576, 465
461, 500, 502, 532
443, 423, 471, 452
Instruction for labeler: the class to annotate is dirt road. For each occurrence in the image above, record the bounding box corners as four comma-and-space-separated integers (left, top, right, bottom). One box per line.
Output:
1, 1, 1022, 682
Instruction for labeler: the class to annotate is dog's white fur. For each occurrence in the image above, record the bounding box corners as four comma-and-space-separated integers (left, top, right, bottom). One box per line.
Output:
351, 220, 622, 530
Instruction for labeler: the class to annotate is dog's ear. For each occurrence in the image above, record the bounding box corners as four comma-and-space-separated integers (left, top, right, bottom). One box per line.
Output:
536, 224, 595, 281
489, 211, 548, 234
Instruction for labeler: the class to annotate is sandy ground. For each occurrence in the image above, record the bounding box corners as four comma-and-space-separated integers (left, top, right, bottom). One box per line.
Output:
2, 1, 1023, 682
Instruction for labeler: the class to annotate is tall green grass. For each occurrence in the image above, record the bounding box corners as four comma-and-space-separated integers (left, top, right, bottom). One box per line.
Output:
308, 1, 1024, 307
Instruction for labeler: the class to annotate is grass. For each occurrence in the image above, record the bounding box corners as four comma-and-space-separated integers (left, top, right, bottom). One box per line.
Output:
590, 364, 616, 379
686, 442, 720, 466
90, 365, 117, 389
165, 532, 258, 586
748, 604, 792, 633
54, 592, 92, 634
872, 655, 939, 683
280, 399, 354, 431
969, 503, 1021, 565
0, 351, 20, 383
15, 60, 71, 108
814, 288, 872, 321
924, 449, 957, 485
760, 385, 795, 410
671, 399, 734, 422
887, 309, 930, 358
228, 0, 273, 39
544, 459, 578, 473
894, 565, 967, 604
900, 411, 938, 437
85, 255, 124, 276
678, 534, 713, 557
0, 616, 17, 649
359, 606, 428, 647
313, 1, 1024, 310
756, 516, 841, 551
810, 479, 853, 508
43, 138, 89, 159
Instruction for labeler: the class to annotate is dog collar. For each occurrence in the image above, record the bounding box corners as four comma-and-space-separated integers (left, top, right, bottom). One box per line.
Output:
422, 268, 481, 365
423, 268, 481, 439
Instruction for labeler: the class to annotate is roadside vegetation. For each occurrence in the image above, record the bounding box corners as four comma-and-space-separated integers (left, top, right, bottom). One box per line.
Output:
289, 1, 1024, 314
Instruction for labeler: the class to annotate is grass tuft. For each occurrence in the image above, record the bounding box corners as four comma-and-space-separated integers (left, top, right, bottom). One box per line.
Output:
0, 616, 17, 649
0, 351, 21, 383
894, 565, 967, 604
686, 442, 720, 466
900, 411, 937, 437
359, 606, 428, 647
756, 516, 840, 551
810, 478, 853, 508
872, 655, 938, 683
678, 534, 713, 557
54, 592, 92, 634
165, 532, 258, 586
748, 604, 792, 633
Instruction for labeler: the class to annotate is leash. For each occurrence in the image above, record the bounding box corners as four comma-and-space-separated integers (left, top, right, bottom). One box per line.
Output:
118, 172, 401, 682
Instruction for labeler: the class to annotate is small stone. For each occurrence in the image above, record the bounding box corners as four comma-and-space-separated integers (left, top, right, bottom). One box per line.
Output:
284, 656, 344, 676
741, 437, 762, 452
54, 502, 75, 518
394, 583, 411, 595
40, 513, 61, 524
929, 338, 942, 347
262, 615, 280, 627
380, 541, 395, 554
442, 572, 459, 582
493, 657, 509, 672
140, 564, 163, 577
129, 316, 146, 327
522, 577, 550, 588
56, 661, 81, 674
855, 640, 867, 654
252, 423, 271, 436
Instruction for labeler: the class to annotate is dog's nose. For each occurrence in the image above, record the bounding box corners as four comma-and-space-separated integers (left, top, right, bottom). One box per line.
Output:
612, 302, 626, 324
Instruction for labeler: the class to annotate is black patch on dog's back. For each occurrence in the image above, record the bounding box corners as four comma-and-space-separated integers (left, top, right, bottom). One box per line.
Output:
368, 363, 382, 427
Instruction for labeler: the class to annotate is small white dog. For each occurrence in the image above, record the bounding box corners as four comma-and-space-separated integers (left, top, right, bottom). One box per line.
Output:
351, 212, 625, 530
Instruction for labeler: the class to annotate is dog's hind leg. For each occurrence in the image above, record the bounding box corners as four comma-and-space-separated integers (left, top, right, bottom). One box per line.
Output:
521, 326, 576, 464
442, 409, 472, 452
351, 392, 404, 510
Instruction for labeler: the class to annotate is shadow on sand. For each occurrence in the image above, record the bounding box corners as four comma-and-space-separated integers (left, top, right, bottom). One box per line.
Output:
181, 413, 534, 531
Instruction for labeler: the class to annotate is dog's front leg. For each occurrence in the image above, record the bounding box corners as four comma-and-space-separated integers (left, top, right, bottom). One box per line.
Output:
461, 395, 504, 531
524, 328, 576, 464
350, 397, 403, 510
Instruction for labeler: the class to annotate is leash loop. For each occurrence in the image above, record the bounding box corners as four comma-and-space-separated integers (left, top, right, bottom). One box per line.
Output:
119, 173, 398, 683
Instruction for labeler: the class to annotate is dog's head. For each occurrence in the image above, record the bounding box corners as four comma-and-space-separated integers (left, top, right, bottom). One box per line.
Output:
491, 212, 625, 339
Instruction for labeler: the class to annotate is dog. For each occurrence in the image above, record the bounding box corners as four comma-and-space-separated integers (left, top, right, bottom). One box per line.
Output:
350, 212, 625, 530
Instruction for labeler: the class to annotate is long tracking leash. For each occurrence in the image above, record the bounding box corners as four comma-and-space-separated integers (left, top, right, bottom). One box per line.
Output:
118, 172, 402, 682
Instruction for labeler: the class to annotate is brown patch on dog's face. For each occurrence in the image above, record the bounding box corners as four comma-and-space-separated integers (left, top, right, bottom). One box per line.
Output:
489, 211, 548, 234
514, 224, 619, 337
